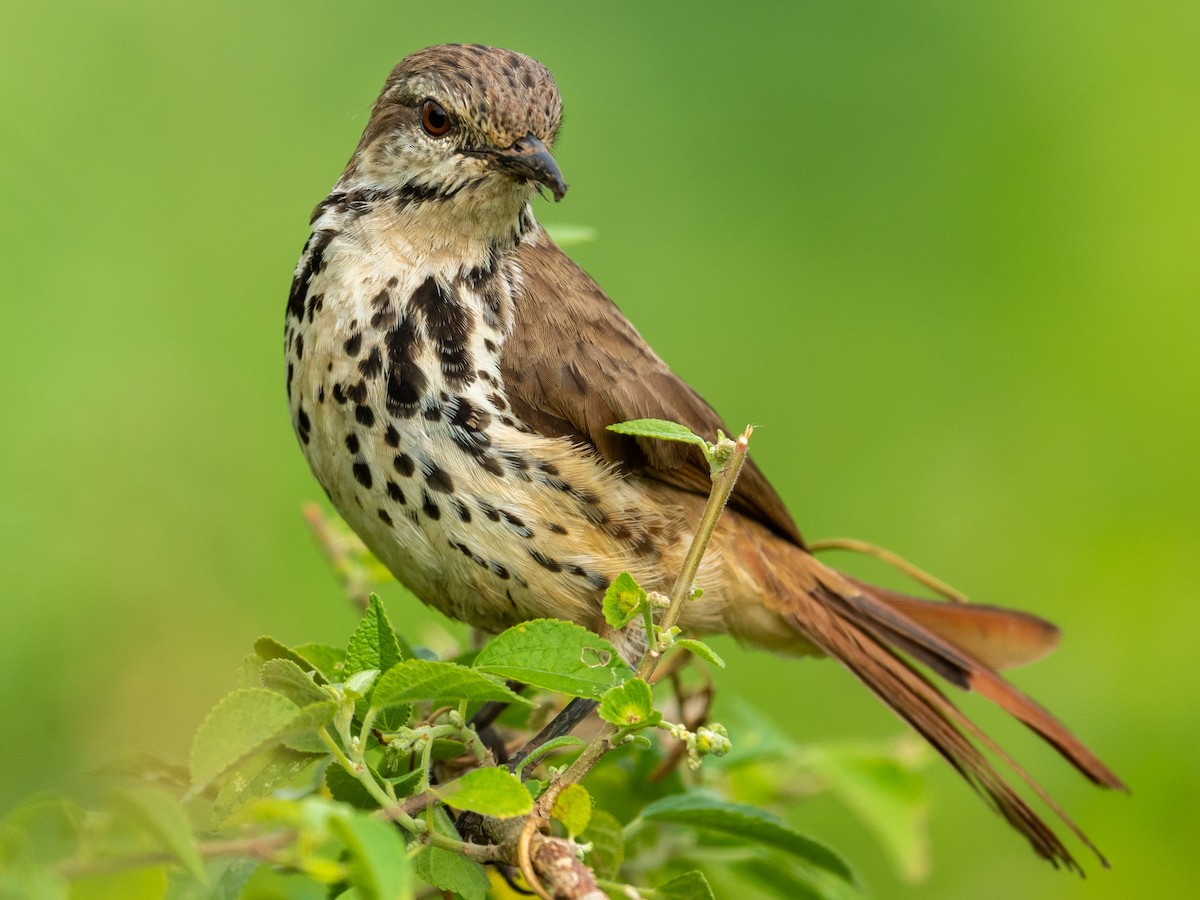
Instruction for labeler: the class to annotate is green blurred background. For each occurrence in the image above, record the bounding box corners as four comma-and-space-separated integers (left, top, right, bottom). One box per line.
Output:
2, 1, 1197, 896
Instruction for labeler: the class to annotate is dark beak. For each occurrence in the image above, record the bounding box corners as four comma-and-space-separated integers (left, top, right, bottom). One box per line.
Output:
488, 134, 568, 201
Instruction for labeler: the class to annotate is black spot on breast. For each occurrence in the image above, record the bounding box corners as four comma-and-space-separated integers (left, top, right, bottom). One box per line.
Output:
344, 333, 362, 356
359, 347, 383, 378
296, 407, 311, 444
294, 333, 304, 360
346, 381, 368, 404
393, 454, 416, 477
423, 405, 442, 422
286, 363, 293, 400
386, 480, 405, 504
352, 462, 372, 488
317, 385, 325, 404
479, 501, 501, 522
306, 292, 323, 323
527, 548, 561, 573
332, 384, 347, 405
501, 510, 533, 538
487, 392, 506, 411
421, 492, 441, 520
384, 310, 426, 419
369, 289, 395, 330
448, 397, 492, 433
425, 464, 454, 494
345, 433, 359, 454
378, 508, 393, 526
384, 424, 400, 447
453, 499, 471, 522
355, 405, 375, 427
490, 561, 510, 580
484, 339, 498, 354
547, 522, 568, 536
408, 276, 475, 388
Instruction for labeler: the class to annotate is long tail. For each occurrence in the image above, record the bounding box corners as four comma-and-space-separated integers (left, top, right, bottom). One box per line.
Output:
727, 527, 1126, 873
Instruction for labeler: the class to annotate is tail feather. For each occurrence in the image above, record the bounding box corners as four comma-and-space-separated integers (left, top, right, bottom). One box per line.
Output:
763, 552, 1124, 872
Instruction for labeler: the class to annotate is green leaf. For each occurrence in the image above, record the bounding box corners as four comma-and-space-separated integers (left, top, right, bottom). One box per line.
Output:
807, 741, 930, 882
639, 793, 853, 883
292, 642, 347, 682
325, 763, 380, 811
655, 870, 716, 900
253, 637, 330, 684
550, 783, 592, 838
606, 419, 706, 446
673, 639, 726, 669
190, 689, 336, 790
371, 659, 531, 709
329, 811, 412, 900
580, 809, 624, 879
411, 808, 488, 900
602, 572, 647, 629
1, 794, 84, 865
110, 788, 206, 882
345, 595, 404, 678
260, 658, 329, 707
598, 678, 655, 727
435, 768, 533, 818
473, 619, 632, 699
211, 747, 327, 823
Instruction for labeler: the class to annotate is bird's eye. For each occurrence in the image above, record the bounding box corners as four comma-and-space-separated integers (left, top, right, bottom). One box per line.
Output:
420, 99, 451, 137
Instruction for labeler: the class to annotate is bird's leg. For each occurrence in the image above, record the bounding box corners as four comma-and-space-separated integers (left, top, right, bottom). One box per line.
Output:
506, 697, 599, 777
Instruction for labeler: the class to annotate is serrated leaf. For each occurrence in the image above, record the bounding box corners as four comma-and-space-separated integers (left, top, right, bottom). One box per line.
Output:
656, 870, 715, 900
580, 809, 624, 880
292, 642, 347, 682
211, 747, 327, 823
110, 788, 206, 882
411, 808, 488, 900
602, 572, 647, 629
435, 768, 533, 818
260, 658, 328, 707
639, 793, 853, 883
345, 595, 404, 678
673, 639, 726, 669
190, 690, 336, 790
473, 619, 631, 699
606, 419, 706, 445
325, 762, 383, 811
598, 678, 655, 727
550, 783, 592, 838
253, 637, 330, 685
372, 659, 531, 709
329, 811, 412, 900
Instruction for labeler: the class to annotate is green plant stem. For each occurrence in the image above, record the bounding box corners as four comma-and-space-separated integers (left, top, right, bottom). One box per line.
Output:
318, 727, 419, 833
637, 426, 751, 680
551, 426, 752, 796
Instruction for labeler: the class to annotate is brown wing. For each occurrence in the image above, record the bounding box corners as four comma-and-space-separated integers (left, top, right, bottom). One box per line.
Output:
501, 231, 804, 546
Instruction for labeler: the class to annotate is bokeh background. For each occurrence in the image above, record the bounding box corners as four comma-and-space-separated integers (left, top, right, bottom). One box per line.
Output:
3, 2, 1197, 896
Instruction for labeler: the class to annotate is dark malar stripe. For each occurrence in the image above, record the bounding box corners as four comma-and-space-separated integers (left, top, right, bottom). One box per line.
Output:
287, 229, 335, 320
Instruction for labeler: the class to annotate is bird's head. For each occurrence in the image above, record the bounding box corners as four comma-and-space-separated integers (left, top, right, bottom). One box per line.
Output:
343, 44, 567, 213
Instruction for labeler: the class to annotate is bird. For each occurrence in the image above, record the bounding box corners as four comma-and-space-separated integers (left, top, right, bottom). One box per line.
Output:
284, 43, 1124, 871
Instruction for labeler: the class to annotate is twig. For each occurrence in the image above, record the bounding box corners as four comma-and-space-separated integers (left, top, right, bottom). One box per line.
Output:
807, 536, 969, 602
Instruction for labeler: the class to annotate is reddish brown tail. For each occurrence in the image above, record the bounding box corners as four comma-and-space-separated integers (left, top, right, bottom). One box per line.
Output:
774, 552, 1125, 873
